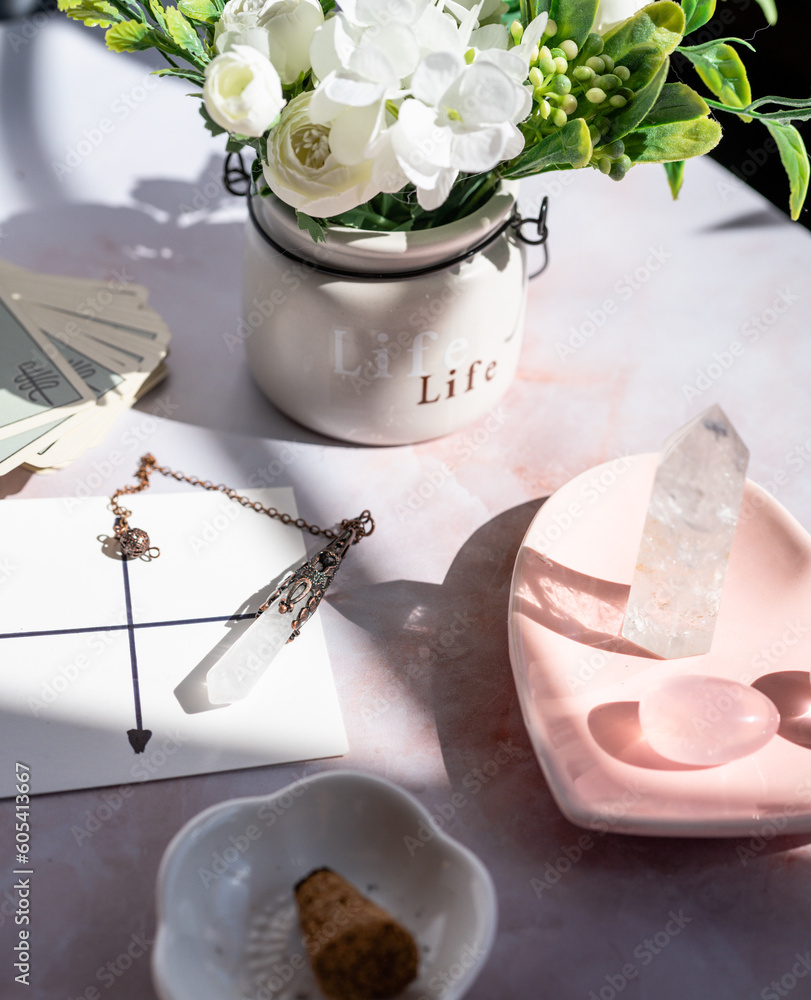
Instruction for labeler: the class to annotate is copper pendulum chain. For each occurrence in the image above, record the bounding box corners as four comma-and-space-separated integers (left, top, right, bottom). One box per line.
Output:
109, 453, 374, 643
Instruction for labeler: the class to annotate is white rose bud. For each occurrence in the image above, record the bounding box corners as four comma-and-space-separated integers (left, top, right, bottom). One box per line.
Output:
203, 45, 285, 137
262, 91, 383, 218
215, 0, 324, 86
214, 0, 273, 63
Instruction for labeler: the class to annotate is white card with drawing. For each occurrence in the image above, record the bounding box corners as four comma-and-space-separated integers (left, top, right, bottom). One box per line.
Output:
0, 489, 348, 797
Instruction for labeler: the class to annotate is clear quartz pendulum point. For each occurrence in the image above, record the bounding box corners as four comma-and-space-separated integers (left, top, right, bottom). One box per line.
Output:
206, 599, 292, 704
621, 405, 750, 658
205, 515, 370, 704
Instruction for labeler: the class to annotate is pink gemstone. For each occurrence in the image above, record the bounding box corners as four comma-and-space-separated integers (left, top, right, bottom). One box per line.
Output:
639, 675, 780, 766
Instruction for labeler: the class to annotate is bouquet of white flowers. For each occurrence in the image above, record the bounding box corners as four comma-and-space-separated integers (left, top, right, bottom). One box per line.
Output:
59, 0, 810, 237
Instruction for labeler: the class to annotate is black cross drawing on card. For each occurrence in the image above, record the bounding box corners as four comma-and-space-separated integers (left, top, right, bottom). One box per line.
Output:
0, 559, 254, 754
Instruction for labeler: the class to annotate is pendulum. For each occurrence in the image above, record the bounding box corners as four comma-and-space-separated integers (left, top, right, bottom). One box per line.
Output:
108, 453, 374, 703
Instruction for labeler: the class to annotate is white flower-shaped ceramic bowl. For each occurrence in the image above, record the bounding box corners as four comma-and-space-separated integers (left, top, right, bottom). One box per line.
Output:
152, 770, 498, 1000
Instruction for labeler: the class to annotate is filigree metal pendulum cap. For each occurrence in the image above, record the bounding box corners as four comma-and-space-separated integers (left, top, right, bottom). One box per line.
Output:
206, 511, 374, 704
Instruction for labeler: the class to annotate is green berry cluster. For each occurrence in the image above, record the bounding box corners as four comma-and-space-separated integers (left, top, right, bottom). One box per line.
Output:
515, 21, 635, 179
591, 139, 632, 180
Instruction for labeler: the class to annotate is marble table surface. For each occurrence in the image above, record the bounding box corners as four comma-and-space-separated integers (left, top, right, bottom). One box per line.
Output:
1, 15, 811, 1000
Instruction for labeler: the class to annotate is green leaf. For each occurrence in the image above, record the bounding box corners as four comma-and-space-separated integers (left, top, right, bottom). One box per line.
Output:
625, 81, 714, 166
602, 3, 685, 93
754, 0, 777, 25
603, 2, 685, 58
624, 116, 721, 162
58, 0, 120, 26
519, 0, 535, 28
225, 134, 253, 153
678, 40, 752, 117
146, 0, 166, 29
58, 0, 114, 11
177, 0, 220, 23
664, 159, 685, 198
296, 211, 328, 243
426, 172, 501, 228
152, 66, 205, 84
599, 56, 668, 144
548, 0, 599, 47
106, 19, 154, 51
164, 5, 206, 61
681, 0, 715, 35
642, 81, 711, 125
765, 121, 809, 221
330, 205, 394, 229
621, 46, 669, 96
199, 103, 226, 137
502, 119, 591, 179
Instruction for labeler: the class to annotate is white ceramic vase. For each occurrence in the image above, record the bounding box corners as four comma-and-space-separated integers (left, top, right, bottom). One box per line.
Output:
242, 182, 528, 445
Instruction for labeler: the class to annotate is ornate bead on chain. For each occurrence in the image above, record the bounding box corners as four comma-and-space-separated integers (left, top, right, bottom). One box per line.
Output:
110, 454, 161, 559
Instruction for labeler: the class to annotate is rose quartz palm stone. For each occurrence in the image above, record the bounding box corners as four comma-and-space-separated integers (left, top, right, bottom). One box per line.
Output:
639, 675, 780, 766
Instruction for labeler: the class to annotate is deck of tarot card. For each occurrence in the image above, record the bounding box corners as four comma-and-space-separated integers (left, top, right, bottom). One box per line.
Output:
0, 260, 170, 474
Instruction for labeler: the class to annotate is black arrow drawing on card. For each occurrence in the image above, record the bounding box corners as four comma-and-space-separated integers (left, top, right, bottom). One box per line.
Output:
120, 558, 152, 754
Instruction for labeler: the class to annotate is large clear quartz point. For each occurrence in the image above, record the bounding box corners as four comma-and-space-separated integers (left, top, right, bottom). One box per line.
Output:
621, 405, 749, 658
206, 601, 291, 704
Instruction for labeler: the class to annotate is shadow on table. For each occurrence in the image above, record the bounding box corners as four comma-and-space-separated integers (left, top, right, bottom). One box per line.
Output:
331, 497, 811, 875
701, 207, 789, 233
328, 495, 546, 761
0, 464, 33, 498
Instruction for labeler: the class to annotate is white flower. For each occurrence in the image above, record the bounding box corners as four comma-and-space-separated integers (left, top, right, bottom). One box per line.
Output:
337, 0, 432, 30
263, 91, 401, 217
412, 0, 479, 57
306, 0, 494, 168
214, 0, 270, 59
593, 0, 646, 34
310, 12, 421, 84
445, 0, 507, 27
203, 45, 285, 137
307, 9, 420, 169
390, 54, 526, 209
215, 0, 324, 86
473, 9, 547, 122
290, 0, 533, 212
